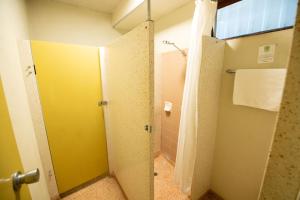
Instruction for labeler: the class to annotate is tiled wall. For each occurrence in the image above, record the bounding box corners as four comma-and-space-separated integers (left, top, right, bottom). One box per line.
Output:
259, 4, 300, 200
160, 50, 187, 163
153, 1, 194, 156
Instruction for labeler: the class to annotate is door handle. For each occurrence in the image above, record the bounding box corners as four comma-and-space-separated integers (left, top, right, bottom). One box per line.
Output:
12, 168, 40, 192
98, 100, 108, 106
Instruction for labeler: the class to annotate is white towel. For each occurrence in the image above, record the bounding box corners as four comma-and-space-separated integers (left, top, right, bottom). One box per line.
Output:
233, 69, 287, 112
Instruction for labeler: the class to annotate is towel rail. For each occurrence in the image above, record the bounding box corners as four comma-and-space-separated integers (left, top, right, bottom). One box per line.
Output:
226, 68, 286, 74
226, 69, 236, 74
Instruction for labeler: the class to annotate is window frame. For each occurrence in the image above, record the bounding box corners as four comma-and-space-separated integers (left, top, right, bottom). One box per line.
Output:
214, 0, 295, 40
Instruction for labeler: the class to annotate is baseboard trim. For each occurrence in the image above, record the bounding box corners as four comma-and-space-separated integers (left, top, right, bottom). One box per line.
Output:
50, 194, 60, 200
154, 151, 160, 158
110, 173, 128, 200
161, 153, 175, 166
60, 172, 109, 198
199, 189, 224, 200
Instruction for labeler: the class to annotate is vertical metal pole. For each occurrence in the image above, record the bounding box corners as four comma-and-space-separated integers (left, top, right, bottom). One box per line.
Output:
147, 0, 151, 21
213, 3, 218, 37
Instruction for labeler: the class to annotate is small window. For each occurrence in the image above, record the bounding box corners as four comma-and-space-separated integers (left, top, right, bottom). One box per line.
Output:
216, 0, 298, 39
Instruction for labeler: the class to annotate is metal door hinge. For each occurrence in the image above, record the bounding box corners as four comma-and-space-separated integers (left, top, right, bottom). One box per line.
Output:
98, 100, 108, 107
25, 65, 36, 76
33, 65, 37, 75
144, 125, 152, 133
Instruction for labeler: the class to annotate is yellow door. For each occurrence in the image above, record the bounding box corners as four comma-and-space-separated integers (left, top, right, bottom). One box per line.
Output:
31, 41, 108, 194
0, 79, 31, 200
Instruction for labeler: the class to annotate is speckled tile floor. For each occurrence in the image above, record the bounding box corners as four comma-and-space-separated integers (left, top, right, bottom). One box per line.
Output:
62, 177, 126, 200
154, 155, 190, 200
63, 155, 189, 200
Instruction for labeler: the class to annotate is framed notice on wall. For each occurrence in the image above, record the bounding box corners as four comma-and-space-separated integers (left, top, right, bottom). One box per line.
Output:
258, 44, 276, 64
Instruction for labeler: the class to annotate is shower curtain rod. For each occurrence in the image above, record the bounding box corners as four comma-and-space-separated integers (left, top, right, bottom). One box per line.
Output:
162, 40, 187, 57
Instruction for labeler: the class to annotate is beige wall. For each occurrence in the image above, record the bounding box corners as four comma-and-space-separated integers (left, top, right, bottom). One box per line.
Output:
0, 0, 50, 199
26, 0, 121, 46
155, 1, 194, 54
112, 0, 144, 26
211, 29, 294, 200
154, 1, 194, 155
160, 50, 187, 163
260, 5, 300, 199
191, 37, 225, 199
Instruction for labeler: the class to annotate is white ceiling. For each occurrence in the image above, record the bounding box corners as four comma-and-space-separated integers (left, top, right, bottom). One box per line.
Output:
55, 0, 193, 31
55, 0, 122, 13
114, 0, 192, 31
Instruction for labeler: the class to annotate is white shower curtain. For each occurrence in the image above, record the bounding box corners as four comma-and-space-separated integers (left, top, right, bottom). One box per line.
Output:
174, 0, 217, 194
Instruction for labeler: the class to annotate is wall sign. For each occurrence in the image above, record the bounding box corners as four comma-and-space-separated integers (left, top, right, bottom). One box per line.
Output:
258, 44, 276, 64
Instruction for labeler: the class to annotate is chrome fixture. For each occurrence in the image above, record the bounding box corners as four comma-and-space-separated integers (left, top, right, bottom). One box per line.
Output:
12, 169, 40, 192
225, 68, 286, 74
226, 69, 236, 74
98, 100, 108, 106
162, 40, 187, 57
